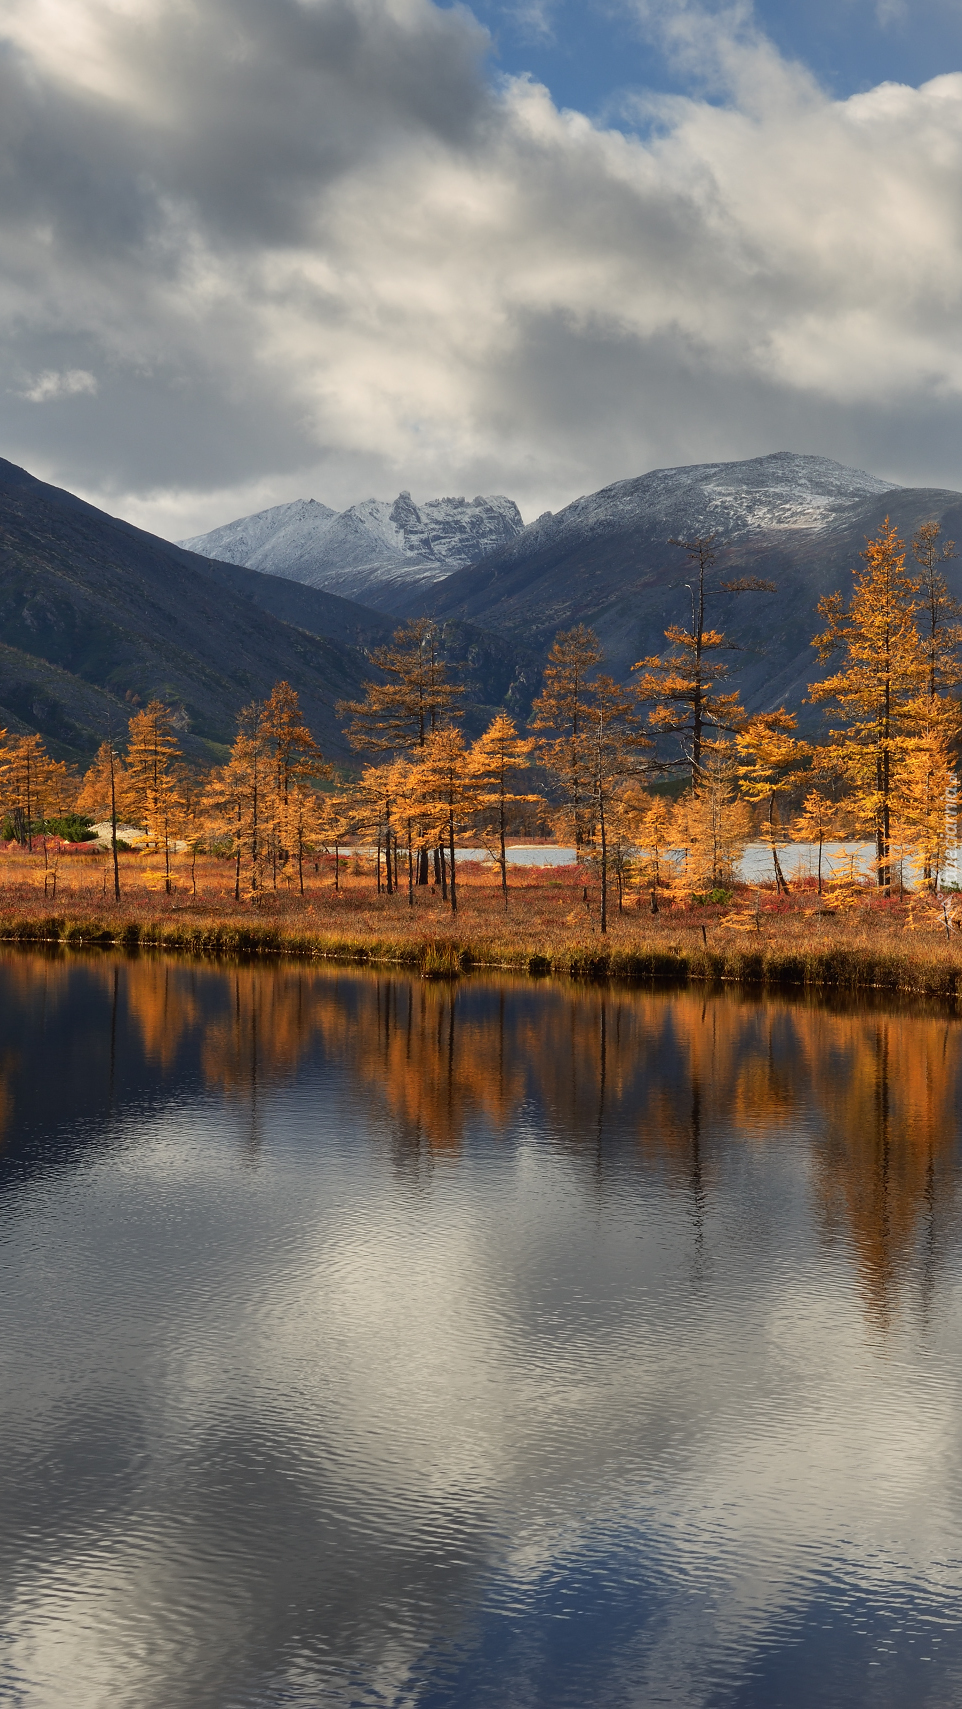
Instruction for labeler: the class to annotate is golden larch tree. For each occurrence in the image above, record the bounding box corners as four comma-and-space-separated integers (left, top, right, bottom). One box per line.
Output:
470, 713, 539, 910
810, 519, 926, 892
633, 534, 775, 782
529, 625, 603, 852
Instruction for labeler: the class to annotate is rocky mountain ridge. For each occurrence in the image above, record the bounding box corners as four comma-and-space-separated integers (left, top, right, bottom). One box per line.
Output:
180, 490, 524, 608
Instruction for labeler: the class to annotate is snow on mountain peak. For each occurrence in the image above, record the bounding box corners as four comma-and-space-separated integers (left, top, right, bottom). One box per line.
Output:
531, 453, 900, 549
178, 490, 525, 605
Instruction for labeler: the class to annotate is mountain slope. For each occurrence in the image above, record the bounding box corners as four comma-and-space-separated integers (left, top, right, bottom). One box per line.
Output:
180, 490, 525, 608
0, 458, 386, 762
386, 453, 962, 731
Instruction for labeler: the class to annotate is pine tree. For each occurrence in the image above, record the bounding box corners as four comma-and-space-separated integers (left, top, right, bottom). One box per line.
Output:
810, 519, 926, 893
471, 714, 539, 910
633, 535, 775, 782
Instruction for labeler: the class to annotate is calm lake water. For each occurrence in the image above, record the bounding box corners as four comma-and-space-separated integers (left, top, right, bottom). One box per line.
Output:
2, 952, 961, 1709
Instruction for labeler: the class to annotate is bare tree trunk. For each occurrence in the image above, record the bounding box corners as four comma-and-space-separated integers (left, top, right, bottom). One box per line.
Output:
499, 794, 508, 911
449, 809, 457, 914
599, 795, 608, 934
109, 742, 121, 901
439, 843, 448, 902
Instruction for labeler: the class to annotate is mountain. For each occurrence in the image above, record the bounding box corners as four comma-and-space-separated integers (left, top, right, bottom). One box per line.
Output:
180, 490, 525, 608
386, 453, 962, 731
0, 457, 392, 762
0, 459, 541, 763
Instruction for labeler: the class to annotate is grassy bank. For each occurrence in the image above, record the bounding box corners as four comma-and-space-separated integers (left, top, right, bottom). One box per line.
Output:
2, 847, 962, 995
4, 895, 962, 998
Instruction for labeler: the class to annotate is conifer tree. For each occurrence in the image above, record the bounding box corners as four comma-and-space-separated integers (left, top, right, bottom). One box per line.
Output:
736, 710, 810, 893
0, 733, 62, 847
410, 728, 479, 914
792, 788, 841, 894
471, 714, 539, 910
339, 619, 462, 754
340, 619, 463, 886
582, 675, 651, 932
670, 748, 750, 896
203, 702, 271, 900
77, 739, 125, 899
125, 701, 186, 893
909, 523, 962, 883
529, 626, 603, 851
633, 535, 775, 782
810, 520, 926, 893
262, 681, 330, 884
619, 786, 675, 907
316, 790, 355, 892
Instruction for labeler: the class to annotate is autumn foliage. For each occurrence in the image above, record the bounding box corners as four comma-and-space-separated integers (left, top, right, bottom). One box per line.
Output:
1, 517, 961, 965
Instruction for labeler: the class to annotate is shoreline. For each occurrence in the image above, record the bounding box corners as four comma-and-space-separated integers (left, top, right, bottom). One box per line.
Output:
4, 908, 962, 1000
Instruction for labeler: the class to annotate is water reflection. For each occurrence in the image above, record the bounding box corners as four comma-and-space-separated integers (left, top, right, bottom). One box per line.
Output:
1, 952, 961, 1708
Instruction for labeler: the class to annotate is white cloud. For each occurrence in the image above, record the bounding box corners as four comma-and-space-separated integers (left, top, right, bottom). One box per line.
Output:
18, 368, 99, 403
1, 0, 962, 538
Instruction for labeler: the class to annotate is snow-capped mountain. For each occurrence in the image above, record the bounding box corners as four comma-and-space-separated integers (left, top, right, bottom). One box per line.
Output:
518, 453, 899, 555
180, 490, 525, 608
380, 451, 959, 732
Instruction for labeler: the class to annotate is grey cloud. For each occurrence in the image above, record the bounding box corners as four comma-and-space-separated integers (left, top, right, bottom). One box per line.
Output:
3, 0, 962, 539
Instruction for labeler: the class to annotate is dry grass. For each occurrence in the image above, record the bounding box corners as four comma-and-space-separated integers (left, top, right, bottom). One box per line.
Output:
2, 845, 962, 997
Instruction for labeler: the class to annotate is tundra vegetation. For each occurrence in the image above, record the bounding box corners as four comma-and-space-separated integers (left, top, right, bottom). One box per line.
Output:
2, 519, 962, 993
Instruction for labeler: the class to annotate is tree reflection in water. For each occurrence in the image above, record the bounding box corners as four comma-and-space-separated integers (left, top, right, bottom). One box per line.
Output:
0, 949, 959, 1324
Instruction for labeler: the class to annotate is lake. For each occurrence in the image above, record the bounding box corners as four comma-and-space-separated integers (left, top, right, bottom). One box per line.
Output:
1, 951, 961, 1708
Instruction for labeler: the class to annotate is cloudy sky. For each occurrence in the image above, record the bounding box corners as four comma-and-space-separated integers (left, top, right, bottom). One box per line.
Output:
3, 0, 962, 538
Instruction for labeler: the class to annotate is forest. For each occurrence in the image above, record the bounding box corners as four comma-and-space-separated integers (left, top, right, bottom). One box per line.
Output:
1, 517, 961, 976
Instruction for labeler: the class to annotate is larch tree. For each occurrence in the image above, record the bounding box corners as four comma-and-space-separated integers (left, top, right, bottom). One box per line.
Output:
339, 618, 463, 884
470, 714, 539, 910
633, 534, 775, 783
792, 787, 842, 895
77, 739, 125, 899
736, 711, 811, 894
339, 619, 462, 752
618, 785, 675, 908
529, 625, 603, 852
810, 519, 926, 893
316, 790, 356, 893
125, 701, 186, 893
0, 733, 56, 847
262, 681, 331, 886
354, 761, 403, 896
909, 523, 962, 883
203, 701, 271, 900
409, 728, 480, 915
669, 747, 751, 897
581, 674, 651, 933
